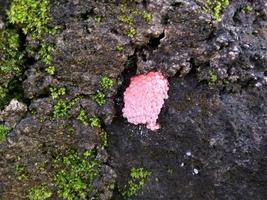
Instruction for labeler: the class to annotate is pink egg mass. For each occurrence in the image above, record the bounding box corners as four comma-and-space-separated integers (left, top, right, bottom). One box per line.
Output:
122, 71, 169, 131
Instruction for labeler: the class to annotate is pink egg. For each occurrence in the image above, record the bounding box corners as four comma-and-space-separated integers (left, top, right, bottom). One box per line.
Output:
122, 71, 169, 131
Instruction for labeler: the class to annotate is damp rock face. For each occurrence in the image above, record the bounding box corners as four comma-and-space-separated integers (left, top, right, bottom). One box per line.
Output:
122, 71, 169, 131
0, 0, 266, 200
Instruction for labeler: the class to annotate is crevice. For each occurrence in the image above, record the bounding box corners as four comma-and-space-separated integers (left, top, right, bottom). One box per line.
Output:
136, 31, 165, 62
142, 0, 148, 9
113, 30, 165, 118
146, 31, 165, 51
17, 29, 34, 107
161, 14, 170, 25
170, 2, 183, 8
0, 25, 32, 109
80, 8, 94, 21
114, 51, 138, 118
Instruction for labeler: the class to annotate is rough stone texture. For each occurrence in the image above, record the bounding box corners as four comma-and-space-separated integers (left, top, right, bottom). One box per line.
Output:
0, 0, 266, 200
108, 75, 267, 200
0, 99, 27, 128
107, 0, 267, 200
123, 71, 169, 130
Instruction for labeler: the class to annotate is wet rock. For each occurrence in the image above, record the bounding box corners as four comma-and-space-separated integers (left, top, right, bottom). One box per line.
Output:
107, 75, 267, 200
196, 0, 267, 90
94, 165, 117, 200
0, 0, 266, 199
23, 65, 54, 99
136, 0, 213, 77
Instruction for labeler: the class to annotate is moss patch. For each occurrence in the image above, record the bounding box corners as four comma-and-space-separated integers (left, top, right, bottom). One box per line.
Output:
7, 0, 56, 38
0, 29, 24, 108
7, 0, 58, 75
206, 0, 230, 21
27, 185, 52, 200
122, 167, 151, 198
54, 150, 100, 200
0, 125, 9, 143
92, 90, 106, 106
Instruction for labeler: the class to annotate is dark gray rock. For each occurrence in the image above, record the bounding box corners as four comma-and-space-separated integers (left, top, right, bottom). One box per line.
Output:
107, 75, 267, 200
0, 0, 266, 199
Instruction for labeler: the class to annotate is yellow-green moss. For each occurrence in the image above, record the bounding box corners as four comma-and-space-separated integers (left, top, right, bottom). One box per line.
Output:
0, 125, 9, 143
7, 0, 56, 38
53, 100, 71, 118
7, 0, 58, 75
27, 185, 52, 200
100, 75, 113, 89
207, 0, 230, 21
91, 90, 106, 106
122, 167, 151, 198
54, 150, 100, 200
50, 87, 66, 99
77, 108, 89, 126
0, 29, 23, 108
209, 70, 218, 84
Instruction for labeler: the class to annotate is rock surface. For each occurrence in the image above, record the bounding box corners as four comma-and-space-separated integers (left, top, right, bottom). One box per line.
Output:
0, 99, 27, 128
0, 0, 266, 200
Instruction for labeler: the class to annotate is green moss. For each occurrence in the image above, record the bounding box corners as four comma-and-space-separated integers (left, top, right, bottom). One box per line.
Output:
27, 185, 52, 200
7, 0, 56, 38
131, 8, 141, 16
243, 5, 253, 13
0, 125, 9, 143
0, 29, 23, 108
15, 164, 27, 181
89, 117, 101, 128
209, 70, 218, 84
95, 16, 102, 23
119, 15, 134, 25
77, 109, 101, 128
207, 0, 230, 21
50, 87, 66, 99
99, 131, 108, 149
65, 125, 75, 136
122, 167, 151, 198
127, 27, 136, 38
143, 11, 152, 22
54, 150, 100, 200
53, 100, 71, 118
77, 108, 89, 126
7, 0, 58, 75
0, 29, 22, 74
100, 75, 113, 89
116, 45, 124, 52
39, 43, 57, 75
91, 90, 106, 106
39, 44, 56, 73
45, 66, 56, 75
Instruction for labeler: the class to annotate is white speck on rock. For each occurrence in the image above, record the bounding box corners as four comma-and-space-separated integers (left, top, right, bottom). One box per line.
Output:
255, 82, 262, 87
193, 168, 199, 175
186, 151, 192, 157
